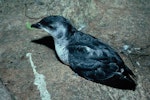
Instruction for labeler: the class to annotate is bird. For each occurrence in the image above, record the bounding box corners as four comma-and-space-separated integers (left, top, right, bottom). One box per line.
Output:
31, 15, 137, 90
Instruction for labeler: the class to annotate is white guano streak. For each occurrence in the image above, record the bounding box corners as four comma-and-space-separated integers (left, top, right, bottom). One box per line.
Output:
26, 53, 51, 100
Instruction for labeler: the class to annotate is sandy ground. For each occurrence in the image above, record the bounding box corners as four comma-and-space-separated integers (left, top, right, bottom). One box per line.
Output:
0, 0, 150, 100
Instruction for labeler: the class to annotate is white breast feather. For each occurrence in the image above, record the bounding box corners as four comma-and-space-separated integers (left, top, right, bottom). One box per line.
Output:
54, 39, 69, 65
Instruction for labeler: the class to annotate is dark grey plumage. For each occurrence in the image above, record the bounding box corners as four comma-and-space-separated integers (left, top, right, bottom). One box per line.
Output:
31, 15, 137, 90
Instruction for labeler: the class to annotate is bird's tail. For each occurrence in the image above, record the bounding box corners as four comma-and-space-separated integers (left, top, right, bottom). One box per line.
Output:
99, 74, 137, 90
119, 74, 137, 90
99, 65, 137, 90
120, 65, 137, 90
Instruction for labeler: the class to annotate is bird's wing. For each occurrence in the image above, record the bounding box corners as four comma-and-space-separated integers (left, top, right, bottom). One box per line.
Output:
67, 44, 120, 80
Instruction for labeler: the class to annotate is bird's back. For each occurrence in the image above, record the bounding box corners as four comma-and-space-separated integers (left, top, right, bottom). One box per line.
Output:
67, 31, 136, 90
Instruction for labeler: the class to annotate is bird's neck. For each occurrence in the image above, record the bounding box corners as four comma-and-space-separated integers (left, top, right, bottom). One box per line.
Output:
54, 35, 68, 47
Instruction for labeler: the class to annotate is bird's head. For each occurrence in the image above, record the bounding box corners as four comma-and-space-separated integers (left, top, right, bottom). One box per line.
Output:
31, 16, 76, 39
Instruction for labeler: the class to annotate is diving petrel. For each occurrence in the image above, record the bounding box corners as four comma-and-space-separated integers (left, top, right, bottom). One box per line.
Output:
31, 15, 137, 90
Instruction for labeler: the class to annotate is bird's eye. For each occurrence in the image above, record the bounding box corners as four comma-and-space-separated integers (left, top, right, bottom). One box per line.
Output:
49, 25, 53, 28
48, 25, 56, 30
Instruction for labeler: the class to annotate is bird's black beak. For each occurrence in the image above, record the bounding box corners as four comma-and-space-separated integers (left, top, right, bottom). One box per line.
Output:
31, 23, 41, 29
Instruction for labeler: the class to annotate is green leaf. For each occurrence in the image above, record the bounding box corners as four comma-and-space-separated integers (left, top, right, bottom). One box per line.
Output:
26, 22, 33, 30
